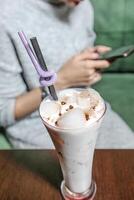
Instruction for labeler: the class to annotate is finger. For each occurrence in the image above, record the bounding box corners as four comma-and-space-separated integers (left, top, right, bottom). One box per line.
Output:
85, 71, 99, 82
90, 74, 102, 85
70, 73, 101, 87
88, 72, 98, 80
77, 51, 99, 60
86, 60, 110, 69
84, 68, 96, 77
74, 74, 101, 87
82, 47, 96, 53
95, 45, 112, 54
87, 73, 102, 85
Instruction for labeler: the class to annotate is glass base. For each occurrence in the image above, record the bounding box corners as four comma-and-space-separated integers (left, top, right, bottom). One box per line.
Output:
61, 180, 96, 200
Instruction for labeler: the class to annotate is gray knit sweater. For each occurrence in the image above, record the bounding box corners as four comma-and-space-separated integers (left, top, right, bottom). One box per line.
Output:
0, 0, 96, 147
0, 0, 134, 148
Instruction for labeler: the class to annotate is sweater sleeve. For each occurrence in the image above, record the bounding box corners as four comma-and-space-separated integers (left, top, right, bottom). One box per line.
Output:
0, 26, 27, 127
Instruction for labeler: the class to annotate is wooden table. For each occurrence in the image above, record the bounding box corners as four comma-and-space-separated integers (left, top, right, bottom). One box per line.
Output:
0, 150, 133, 200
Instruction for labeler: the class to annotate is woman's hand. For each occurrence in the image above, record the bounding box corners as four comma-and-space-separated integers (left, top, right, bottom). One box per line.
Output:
55, 46, 111, 90
88, 45, 112, 54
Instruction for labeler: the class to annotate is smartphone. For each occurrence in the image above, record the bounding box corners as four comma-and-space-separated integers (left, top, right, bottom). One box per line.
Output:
98, 45, 134, 61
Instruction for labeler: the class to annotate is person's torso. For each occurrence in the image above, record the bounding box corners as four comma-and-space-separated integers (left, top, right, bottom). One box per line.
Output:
0, 0, 95, 135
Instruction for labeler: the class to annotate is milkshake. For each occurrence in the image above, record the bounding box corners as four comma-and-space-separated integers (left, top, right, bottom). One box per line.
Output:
39, 88, 106, 200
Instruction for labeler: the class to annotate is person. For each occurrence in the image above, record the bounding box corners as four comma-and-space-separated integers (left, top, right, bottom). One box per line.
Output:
0, 0, 133, 148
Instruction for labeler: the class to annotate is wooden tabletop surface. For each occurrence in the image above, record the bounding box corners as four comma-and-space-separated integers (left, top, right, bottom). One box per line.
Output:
0, 150, 133, 200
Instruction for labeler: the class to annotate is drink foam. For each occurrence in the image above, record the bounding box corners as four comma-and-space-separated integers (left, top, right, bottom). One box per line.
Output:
40, 88, 105, 129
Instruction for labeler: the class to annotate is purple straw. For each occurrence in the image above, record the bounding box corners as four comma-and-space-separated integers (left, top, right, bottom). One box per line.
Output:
18, 31, 57, 86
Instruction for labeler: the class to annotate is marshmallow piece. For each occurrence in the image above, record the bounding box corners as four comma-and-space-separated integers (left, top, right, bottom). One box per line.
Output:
59, 93, 77, 105
88, 89, 99, 108
40, 101, 61, 120
77, 91, 91, 112
57, 108, 86, 129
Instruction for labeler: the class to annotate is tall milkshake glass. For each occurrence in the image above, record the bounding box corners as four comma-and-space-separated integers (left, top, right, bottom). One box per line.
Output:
39, 88, 106, 200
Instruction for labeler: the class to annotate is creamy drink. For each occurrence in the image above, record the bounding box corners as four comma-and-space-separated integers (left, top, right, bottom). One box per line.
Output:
39, 88, 106, 200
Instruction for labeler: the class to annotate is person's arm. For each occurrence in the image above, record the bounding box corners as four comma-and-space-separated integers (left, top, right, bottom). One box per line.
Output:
0, 70, 44, 123
0, 27, 43, 126
15, 88, 42, 120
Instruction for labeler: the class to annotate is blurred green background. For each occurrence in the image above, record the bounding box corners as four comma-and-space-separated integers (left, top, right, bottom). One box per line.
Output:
91, 0, 134, 130
91, 0, 134, 72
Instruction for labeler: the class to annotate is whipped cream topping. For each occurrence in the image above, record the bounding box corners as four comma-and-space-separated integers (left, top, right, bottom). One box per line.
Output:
40, 88, 105, 129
